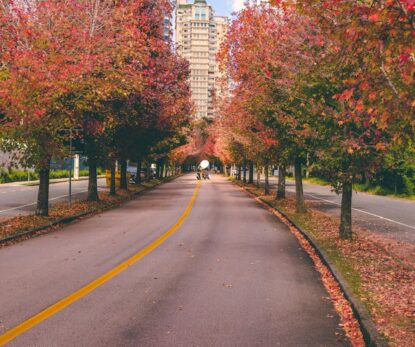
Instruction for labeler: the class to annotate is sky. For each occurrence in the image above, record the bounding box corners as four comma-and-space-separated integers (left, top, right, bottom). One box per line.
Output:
204, 0, 244, 17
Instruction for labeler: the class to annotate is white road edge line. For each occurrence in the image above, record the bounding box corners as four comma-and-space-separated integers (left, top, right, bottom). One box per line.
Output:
0, 190, 90, 214
285, 189, 415, 231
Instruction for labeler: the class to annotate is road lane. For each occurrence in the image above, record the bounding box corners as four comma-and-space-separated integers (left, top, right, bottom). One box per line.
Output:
286, 181, 415, 227
0, 176, 196, 341
257, 176, 415, 243
0, 175, 350, 346
0, 178, 107, 218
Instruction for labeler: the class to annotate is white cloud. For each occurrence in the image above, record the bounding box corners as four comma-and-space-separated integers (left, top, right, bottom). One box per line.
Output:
232, 0, 245, 11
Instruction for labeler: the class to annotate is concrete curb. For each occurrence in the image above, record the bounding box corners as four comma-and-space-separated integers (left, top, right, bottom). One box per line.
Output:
0, 175, 180, 246
236, 182, 388, 347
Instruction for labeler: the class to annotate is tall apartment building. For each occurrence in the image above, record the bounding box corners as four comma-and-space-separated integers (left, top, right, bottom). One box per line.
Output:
175, 0, 228, 119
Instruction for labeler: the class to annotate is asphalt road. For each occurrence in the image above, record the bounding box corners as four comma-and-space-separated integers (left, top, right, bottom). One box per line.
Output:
0, 175, 349, 346
0, 178, 107, 219
260, 176, 415, 244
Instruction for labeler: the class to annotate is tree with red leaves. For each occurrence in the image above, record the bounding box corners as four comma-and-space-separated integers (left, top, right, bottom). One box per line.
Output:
218, 3, 323, 211
216, 0, 414, 239
0, 0, 94, 215
289, 0, 415, 238
0, 0, 192, 214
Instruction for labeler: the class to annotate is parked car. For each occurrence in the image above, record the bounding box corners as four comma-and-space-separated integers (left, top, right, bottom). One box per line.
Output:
130, 168, 156, 183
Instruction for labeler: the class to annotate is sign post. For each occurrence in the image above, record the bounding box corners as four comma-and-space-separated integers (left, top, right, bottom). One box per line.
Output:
62, 128, 83, 207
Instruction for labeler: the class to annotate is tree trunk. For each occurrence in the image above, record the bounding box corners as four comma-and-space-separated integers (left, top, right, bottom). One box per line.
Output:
109, 161, 116, 196
156, 162, 160, 178
87, 158, 99, 201
256, 166, 261, 188
36, 164, 50, 216
146, 162, 151, 180
160, 163, 165, 179
243, 161, 247, 183
340, 181, 353, 239
394, 174, 398, 195
295, 158, 306, 212
306, 153, 310, 178
120, 159, 128, 190
238, 165, 242, 181
264, 164, 270, 195
136, 158, 142, 184
248, 161, 254, 184
276, 165, 286, 200
364, 171, 370, 186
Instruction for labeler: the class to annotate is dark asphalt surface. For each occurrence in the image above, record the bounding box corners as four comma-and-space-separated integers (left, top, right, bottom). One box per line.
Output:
0, 178, 107, 219
0, 175, 349, 346
259, 176, 415, 244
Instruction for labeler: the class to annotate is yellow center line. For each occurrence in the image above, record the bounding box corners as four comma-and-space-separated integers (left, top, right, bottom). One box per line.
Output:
0, 180, 201, 346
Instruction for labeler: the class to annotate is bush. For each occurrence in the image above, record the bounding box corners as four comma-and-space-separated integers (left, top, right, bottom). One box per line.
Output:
49, 170, 70, 179
0, 169, 38, 183
402, 175, 415, 195
311, 164, 415, 197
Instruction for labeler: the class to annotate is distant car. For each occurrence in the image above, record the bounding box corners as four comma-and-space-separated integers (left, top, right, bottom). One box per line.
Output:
130, 168, 156, 183
127, 166, 137, 174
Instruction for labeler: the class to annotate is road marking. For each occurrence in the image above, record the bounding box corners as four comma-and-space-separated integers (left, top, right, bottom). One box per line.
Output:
286, 189, 415, 231
0, 189, 105, 215
0, 193, 87, 214
0, 201, 39, 214
0, 180, 201, 346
